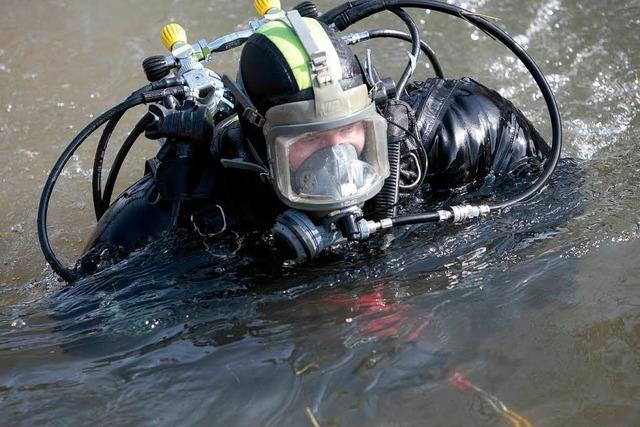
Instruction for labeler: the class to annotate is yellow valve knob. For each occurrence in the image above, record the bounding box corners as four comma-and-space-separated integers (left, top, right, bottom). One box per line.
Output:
160, 23, 187, 51
254, 0, 281, 16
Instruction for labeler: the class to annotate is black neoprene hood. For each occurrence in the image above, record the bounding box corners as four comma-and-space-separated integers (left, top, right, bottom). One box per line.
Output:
239, 20, 365, 114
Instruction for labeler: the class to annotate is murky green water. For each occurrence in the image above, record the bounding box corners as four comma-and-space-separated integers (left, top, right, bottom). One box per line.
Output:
1, 0, 639, 425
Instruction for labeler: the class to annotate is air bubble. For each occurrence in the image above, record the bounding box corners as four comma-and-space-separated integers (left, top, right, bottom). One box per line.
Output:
11, 318, 26, 328
10, 223, 24, 233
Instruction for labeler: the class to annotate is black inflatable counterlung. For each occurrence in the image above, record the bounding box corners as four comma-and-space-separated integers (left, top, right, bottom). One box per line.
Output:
405, 78, 549, 190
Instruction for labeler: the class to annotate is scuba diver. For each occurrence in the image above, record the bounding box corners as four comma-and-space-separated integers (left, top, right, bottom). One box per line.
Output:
37, 0, 562, 282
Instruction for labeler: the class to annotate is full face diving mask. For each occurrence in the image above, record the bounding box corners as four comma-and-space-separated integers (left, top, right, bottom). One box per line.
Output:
259, 12, 389, 212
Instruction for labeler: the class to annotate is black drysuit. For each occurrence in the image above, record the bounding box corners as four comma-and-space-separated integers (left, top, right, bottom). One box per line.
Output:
79, 77, 548, 269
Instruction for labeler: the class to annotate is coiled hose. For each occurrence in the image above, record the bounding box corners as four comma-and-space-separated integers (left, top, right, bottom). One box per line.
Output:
372, 138, 401, 219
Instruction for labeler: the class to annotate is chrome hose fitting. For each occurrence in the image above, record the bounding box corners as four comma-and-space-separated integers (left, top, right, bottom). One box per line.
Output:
448, 204, 491, 223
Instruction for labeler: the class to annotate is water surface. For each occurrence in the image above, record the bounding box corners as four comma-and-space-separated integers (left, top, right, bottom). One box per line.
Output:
1, 0, 639, 425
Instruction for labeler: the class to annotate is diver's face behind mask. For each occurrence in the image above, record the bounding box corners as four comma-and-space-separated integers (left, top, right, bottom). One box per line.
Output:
266, 103, 389, 211
292, 124, 378, 200
288, 121, 365, 170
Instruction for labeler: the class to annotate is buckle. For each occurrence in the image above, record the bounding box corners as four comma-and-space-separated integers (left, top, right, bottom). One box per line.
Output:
242, 108, 265, 128
310, 52, 327, 69
310, 52, 332, 85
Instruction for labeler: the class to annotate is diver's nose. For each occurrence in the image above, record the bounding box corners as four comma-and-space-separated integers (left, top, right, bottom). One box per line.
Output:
323, 128, 344, 146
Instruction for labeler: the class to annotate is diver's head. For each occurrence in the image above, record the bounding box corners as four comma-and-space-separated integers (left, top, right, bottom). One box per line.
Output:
238, 13, 389, 213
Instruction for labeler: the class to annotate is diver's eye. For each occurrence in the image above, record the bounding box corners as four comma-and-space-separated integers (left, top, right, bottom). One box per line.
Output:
339, 123, 359, 137
295, 134, 321, 145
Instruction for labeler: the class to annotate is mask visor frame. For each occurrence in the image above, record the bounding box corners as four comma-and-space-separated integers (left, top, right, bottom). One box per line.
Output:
266, 103, 389, 211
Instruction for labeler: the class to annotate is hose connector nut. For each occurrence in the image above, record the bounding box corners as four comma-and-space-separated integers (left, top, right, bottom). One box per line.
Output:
437, 210, 453, 222
342, 31, 370, 45
380, 218, 393, 229
449, 204, 490, 223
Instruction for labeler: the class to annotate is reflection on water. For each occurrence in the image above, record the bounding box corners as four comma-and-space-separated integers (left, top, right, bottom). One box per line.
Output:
1, 0, 639, 425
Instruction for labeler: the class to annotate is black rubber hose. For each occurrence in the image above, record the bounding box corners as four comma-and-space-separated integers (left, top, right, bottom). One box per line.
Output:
92, 79, 183, 221
391, 211, 441, 226
38, 86, 185, 282
365, 29, 444, 78
321, 0, 562, 215
37, 95, 145, 282
390, 8, 421, 98
92, 85, 151, 221
100, 113, 154, 213
92, 111, 125, 220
